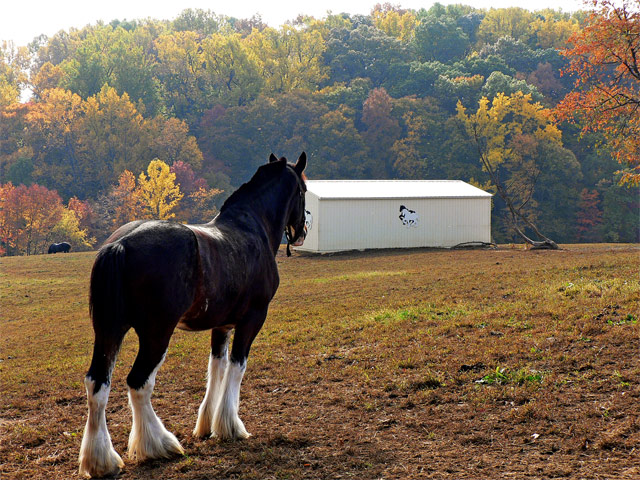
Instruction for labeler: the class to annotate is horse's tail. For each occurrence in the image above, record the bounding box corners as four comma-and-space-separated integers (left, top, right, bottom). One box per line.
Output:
90, 243, 126, 328
80, 242, 128, 477
86, 242, 129, 393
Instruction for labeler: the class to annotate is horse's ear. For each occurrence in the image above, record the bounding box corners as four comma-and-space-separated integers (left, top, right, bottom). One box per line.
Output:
269, 153, 278, 163
294, 152, 307, 175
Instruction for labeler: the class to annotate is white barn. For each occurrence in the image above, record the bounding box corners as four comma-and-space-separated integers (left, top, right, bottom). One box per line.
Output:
295, 180, 492, 253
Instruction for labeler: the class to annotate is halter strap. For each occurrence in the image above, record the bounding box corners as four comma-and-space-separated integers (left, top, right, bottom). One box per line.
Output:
285, 166, 306, 257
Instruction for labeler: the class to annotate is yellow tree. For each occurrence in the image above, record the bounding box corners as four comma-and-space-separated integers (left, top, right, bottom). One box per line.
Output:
148, 117, 203, 169
201, 33, 264, 106
51, 209, 95, 251
154, 31, 207, 120
531, 15, 579, 49
457, 92, 563, 249
372, 6, 418, 43
247, 25, 328, 94
476, 8, 536, 46
137, 159, 183, 220
82, 85, 149, 179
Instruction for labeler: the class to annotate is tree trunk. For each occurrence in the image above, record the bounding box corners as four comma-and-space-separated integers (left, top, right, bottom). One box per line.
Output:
493, 166, 559, 250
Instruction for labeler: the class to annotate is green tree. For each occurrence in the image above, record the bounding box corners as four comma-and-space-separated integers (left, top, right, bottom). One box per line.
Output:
324, 25, 409, 87
307, 108, 367, 178
413, 15, 469, 63
391, 112, 430, 179
391, 96, 449, 179
0, 41, 29, 107
434, 74, 484, 112
598, 178, 640, 242
26, 88, 86, 199
0, 103, 33, 185
172, 8, 224, 36
481, 71, 544, 104
60, 25, 159, 112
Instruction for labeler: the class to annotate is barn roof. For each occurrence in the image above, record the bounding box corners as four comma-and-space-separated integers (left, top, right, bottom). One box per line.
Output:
306, 180, 492, 200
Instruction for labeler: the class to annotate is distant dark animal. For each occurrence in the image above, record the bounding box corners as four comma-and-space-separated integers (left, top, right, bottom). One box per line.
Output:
79, 153, 308, 479
48, 242, 71, 254
399, 205, 418, 227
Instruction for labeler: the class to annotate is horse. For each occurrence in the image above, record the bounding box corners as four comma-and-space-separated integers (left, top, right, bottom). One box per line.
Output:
48, 242, 71, 253
79, 153, 308, 478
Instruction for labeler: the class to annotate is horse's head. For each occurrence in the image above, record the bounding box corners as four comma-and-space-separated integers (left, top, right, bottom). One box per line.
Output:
269, 152, 307, 253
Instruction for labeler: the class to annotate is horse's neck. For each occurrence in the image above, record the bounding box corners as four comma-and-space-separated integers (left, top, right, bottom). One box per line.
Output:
219, 186, 290, 254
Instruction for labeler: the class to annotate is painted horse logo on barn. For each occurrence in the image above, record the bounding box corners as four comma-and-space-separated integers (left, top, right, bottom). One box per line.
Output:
305, 209, 313, 231
399, 205, 418, 227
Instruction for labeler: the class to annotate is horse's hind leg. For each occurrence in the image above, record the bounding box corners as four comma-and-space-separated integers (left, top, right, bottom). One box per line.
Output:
212, 308, 267, 440
126, 329, 184, 461
79, 329, 127, 478
193, 328, 231, 438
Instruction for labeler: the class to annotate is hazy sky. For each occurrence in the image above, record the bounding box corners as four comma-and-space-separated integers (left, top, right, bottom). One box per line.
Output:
3, 0, 586, 47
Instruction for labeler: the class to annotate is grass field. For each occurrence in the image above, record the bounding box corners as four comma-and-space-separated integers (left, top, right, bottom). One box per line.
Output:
1, 244, 639, 479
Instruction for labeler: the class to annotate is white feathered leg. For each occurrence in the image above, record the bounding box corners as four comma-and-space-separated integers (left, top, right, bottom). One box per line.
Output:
127, 356, 184, 460
79, 378, 124, 478
212, 360, 250, 439
193, 349, 229, 438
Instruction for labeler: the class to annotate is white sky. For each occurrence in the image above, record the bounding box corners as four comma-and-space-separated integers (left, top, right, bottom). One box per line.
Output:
2, 0, 586, 47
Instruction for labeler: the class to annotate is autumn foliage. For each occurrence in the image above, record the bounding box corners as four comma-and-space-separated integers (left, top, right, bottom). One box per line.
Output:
1, 5, 639, 253
0, 183, 92, 255
556, 0, 640, 185
0, 158, 222, 255
457, 92, 567, 248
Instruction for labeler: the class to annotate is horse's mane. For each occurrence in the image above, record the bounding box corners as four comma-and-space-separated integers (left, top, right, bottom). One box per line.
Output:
220, 161, 286, 213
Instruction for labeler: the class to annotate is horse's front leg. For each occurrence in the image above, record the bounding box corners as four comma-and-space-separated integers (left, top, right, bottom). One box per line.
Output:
193, 328, 231, 438
212, 308, 267, 440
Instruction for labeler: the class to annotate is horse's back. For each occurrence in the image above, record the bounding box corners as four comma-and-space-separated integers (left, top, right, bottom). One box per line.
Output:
98, 220, 202, 322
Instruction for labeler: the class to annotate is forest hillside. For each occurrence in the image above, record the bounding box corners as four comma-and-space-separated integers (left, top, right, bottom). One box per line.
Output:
0, 3, 638, 255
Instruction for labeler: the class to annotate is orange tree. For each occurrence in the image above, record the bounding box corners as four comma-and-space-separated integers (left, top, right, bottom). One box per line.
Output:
0, 183, 95, 255
556, 0, 640, 185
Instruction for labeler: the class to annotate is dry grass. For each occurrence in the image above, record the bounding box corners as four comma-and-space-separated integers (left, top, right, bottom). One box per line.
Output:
1, 244, 639, 479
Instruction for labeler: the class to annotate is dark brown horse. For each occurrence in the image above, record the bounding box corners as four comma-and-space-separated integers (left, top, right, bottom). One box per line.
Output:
48, 242, 71, 253
79, 153, 307, 478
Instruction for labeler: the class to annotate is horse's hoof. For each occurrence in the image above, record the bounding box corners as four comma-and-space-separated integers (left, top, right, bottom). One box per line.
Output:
79, 449, 124, 478
128, 427, 184, 461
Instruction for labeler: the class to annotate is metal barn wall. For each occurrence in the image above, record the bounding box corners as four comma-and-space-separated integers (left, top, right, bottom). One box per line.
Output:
297, 196, 491, 253
301, 191, 320, 252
